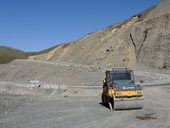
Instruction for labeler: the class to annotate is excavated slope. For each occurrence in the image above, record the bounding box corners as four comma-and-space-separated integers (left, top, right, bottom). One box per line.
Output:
0, 59, 103, 86
29, 0, 170, 69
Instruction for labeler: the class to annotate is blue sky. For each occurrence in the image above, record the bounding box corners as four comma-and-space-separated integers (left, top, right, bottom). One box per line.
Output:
0, 0, 160, 52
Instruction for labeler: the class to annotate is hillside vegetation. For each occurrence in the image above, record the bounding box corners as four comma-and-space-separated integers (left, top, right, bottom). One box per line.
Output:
0, 45, 60, 64
0, 46, 27, 64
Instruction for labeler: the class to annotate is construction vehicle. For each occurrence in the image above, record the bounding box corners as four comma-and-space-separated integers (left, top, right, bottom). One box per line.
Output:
100, 68, 144, 110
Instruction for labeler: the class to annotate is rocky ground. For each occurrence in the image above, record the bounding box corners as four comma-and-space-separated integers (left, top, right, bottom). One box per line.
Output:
0, 59, 168, 86
0, 59, 103, 86
0, 62, 170, 128
0, 83, 170, 128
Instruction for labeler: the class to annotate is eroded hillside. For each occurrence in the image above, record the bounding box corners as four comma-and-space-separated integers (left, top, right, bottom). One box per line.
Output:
29, 0, 170, 69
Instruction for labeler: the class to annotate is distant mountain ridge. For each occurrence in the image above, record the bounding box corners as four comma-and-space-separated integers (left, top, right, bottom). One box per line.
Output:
0, 45, 59, 64
0, 46, 27, 64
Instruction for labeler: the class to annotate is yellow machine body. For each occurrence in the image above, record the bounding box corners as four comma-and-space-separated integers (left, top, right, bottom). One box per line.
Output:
100, 68, 144, 110
100, 88, 143, 97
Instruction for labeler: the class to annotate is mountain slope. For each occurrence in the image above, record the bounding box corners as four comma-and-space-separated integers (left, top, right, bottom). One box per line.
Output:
0, 45, 60, 64
130, 0, 170, 68
0, 46, 28, 64
29, 1, 170, 69
30, 17, 139, 68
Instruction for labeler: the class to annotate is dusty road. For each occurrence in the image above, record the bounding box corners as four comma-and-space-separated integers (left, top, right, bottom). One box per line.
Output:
0, 83, 170, 128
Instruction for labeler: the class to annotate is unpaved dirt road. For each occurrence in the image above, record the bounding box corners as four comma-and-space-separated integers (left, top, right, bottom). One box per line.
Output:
0, 83, 170, 128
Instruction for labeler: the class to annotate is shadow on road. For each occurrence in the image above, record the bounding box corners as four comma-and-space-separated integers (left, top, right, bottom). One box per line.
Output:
99, 102, 111, 110
99, 102, 143, 111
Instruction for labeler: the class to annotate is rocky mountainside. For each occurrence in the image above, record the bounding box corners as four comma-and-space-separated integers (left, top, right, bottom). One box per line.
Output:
29, 0, 170, 69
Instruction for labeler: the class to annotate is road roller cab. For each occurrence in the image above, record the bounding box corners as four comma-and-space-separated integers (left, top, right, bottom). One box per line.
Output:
101, 68, 144, 110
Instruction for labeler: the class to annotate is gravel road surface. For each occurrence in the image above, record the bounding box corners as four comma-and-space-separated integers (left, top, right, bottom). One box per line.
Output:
0, 83, 170, 128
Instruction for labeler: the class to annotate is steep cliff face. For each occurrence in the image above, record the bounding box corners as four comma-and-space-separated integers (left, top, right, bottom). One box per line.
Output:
131, 13, 170, 68
130, 0, 170, 68
29, 0, 170, 69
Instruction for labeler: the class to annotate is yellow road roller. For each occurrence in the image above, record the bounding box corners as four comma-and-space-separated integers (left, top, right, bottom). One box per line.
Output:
100, 68, 144, 110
